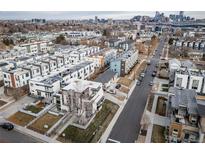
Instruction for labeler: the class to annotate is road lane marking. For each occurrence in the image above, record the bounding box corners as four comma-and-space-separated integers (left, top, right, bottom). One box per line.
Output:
108, 138, 120, 143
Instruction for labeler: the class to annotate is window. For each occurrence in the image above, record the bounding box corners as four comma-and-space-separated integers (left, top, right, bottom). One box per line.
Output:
176, 77, 182, 87
26, 73, 29, 77
4, 74, 6, 78
172, 129, 178, 137
192, 79, 199, 90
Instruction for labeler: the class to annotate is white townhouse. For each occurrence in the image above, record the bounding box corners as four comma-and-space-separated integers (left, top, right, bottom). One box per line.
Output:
53, 79, 104, 125
29, 75, 61, 99
3, 68, 31, 88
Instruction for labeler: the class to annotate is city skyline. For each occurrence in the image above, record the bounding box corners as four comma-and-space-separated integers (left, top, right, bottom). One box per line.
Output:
0, 11, 205, 20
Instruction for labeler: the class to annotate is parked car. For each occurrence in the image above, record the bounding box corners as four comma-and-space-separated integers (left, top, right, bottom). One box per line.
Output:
0, 122, 14, 131
138, 76, 143, 81
115, 84, 121, 89
149, 81, 154, 86
152, 72, 156, 77
140, 73, 145, 77
147, 60, 151, 65
136, 80, 141, 86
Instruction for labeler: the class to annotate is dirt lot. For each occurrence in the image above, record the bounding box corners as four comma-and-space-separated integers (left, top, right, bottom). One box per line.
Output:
8, 112, 35, 127
119, 86, 129, 94
57, 100, 119, 143
155, 97, 167, 116
151, 125, 166, 143
117, 77, 132, 87
28, 113, 62, 134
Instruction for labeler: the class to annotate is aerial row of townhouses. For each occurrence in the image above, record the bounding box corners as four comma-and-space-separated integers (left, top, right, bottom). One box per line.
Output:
1, 39, 139, 125
167, 59, 205, 142
173, 39, 205, 51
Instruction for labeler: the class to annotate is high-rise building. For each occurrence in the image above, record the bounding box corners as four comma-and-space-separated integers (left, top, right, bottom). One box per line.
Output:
95, 16, 98, 23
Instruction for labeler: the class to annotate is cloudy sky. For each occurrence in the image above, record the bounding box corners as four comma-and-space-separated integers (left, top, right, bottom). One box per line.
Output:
0, 11, 205, 20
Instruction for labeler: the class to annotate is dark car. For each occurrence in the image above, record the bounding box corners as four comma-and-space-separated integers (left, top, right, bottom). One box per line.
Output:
115, 84, 121, 89
152, 72, 156, 77
136, 80, 141, 86
0, 122, 14, 131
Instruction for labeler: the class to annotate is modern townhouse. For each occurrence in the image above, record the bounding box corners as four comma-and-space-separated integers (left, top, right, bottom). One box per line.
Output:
41, 57, 57, 72
15, 41, 49, 54
53, 79, 104, 125
110, 50, 138, 77
19, 64, 41, 78
31, 61, 50, 75
29, 75, 61, 99
118, 40, 135, 51
69, 50, 87, 64
49, 56, 65, 68
174, 68, 205, 94
3, 68, 31, 88
174, 68, 189, 89
28, 61, 96, 98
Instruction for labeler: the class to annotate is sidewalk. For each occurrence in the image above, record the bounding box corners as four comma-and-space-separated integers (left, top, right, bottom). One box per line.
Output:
145, 95, 158, 143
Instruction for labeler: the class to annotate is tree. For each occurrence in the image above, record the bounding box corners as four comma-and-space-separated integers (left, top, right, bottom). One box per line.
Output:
55, 34, 67, 45
168, 38, 174, 45
2, 38, 14, 46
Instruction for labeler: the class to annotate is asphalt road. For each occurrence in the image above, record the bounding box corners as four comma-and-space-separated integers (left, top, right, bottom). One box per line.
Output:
107, 38, 165, 143
0, 127, 40, 143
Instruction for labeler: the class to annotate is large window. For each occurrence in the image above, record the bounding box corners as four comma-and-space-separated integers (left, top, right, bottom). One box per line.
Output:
176, 77, 182, 87
192, 79, 199, 90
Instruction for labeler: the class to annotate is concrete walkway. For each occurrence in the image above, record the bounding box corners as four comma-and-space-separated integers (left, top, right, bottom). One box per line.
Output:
0, 96, 36, 118
145, 94, 170, 143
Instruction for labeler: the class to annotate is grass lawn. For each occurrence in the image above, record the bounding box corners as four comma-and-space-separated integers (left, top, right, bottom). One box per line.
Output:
147, 94, 154, 112
0, 100, 7, 107
7, 112, 35, 126
151, 125, 166, 143
25, 105, 43, 114
28, 113, 62, 134
57, 100, 119, 143
156, 97, 167, 116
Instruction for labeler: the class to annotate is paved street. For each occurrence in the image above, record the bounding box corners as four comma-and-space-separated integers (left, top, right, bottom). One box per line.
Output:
0, 128, 40, 143
107, 38, 165, 143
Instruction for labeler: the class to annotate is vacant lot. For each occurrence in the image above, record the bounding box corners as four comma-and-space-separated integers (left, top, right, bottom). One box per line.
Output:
117, 77, 132, 87
28, 113, 62, 134
156, 97, 167, 116
119, 86, 129, 94
0, 100, 7, 107
58, 100, 119, 143
8, 112, 35, 126
151, 125, 165, 143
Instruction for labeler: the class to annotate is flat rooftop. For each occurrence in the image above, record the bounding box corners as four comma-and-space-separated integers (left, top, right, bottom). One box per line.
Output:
62, 78, 101, 93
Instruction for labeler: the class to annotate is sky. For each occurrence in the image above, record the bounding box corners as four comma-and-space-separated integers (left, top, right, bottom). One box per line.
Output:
0, 11, 205, 20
